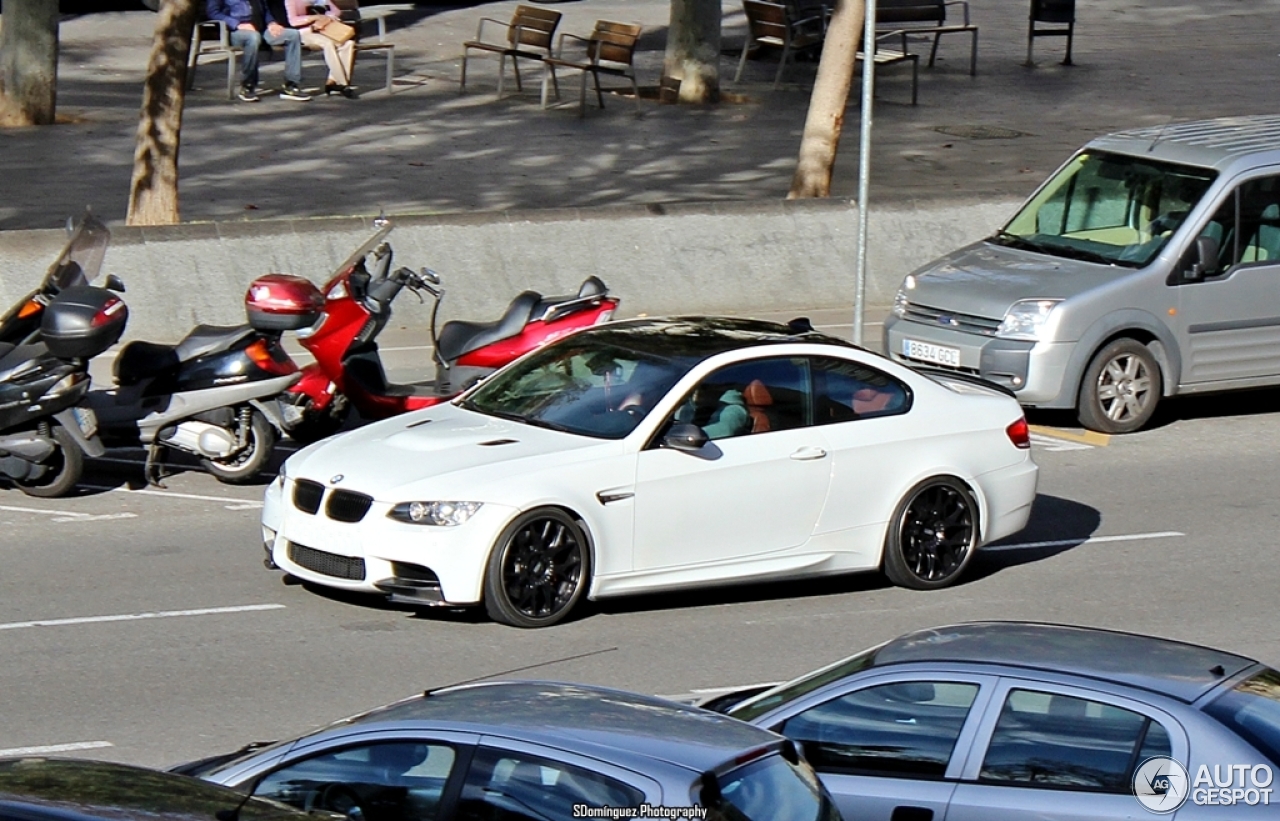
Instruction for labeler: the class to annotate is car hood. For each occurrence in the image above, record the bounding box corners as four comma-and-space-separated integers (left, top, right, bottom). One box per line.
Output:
286, 403, 602, 499
904, 241, 1125, 318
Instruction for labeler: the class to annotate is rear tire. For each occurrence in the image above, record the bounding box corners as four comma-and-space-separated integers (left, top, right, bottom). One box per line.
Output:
883, 477, 978, 590
1077, 338, 1162, 434
201, 409, 276, 484
16, 425, 84, 498
484, 508, 590, 628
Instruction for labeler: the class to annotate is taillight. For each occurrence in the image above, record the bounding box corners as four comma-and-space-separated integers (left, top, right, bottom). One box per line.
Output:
1006, 417, 1031, 449
92, 297, 127, 327
17, 299, 43, 319
245, 339, 299, 376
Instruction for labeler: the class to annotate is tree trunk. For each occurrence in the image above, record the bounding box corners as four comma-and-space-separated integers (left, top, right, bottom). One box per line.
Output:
0, 0, 59, 126
662, 0, 721, 104
788, 0, 864, 198
126, 0, 199, 226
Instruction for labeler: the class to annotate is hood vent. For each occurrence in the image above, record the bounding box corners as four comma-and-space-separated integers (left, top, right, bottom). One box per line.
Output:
406, 418, 434, 429
479, 438, 518, 446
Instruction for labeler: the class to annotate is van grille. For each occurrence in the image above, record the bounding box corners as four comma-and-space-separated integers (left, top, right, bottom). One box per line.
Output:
288, 542, 366, 580
292, 479, 324, 514
900, 302, 1002, 336
326, 489, 373, 523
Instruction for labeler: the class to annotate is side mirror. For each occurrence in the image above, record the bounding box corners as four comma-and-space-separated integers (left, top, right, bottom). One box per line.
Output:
663, 422, 708, 452
422, 268, 440, 285
105, 274, 126, 293
1183, 235, 1219, 282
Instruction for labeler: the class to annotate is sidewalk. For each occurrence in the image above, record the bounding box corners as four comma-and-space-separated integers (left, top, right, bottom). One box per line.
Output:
0, 0, 1275, 232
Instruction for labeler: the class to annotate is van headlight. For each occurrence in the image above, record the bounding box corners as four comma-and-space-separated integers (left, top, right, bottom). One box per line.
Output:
997, 299, 1061, 341
389, 501, 483, 526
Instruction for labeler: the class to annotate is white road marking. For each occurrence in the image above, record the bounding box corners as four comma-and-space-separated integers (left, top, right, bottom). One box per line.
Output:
984, 530, 1185, 553
1029, 432, 1094, 452
0, 505, 138, 524
0, 741, 114, 756
82, 485, 264, 509
0, 604, 286, 632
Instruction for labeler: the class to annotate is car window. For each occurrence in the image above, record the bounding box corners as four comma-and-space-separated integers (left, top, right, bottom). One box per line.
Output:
810, 356, 910, 424
669, 357, 809, 441
979, 689, 1172, 792
1203, 667, 1280, 767
779, 681, 979, 778
1195, 176, 1280, 274
453, 747, 644, 821
251, 741, 458, 821
702, 754, 841, 821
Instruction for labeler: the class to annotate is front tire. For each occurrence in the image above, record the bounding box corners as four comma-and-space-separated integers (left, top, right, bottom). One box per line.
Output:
16, 425, 84, 498
1077, 338, 1162, 434
201, 409, 276, 484
883, 477, 978, 590
484, 508, 590, 628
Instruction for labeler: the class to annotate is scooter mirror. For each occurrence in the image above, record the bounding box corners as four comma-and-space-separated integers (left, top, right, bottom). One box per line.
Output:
105, 274, 126, 293
422, 268, 441, 285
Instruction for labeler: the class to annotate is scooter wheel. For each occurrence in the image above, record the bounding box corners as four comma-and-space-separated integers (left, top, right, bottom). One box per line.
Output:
16, 425, 84, 498
201, 410, 276, 485
286, 398, 350, 445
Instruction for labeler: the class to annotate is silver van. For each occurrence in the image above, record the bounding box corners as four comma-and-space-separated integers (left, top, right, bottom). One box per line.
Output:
884, 115, 1280, 433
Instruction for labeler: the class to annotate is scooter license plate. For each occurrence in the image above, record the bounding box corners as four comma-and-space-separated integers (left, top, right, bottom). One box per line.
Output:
72, 406, 98, 439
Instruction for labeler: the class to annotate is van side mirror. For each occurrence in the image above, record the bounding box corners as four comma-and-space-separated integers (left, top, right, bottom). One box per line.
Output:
663, 422, 708, 452
1183, 236, 1219, 282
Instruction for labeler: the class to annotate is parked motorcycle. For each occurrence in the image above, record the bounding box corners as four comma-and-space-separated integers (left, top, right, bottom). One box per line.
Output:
0, 216, 128, 497
85, 278, 320, 487
274, 222, 620, 443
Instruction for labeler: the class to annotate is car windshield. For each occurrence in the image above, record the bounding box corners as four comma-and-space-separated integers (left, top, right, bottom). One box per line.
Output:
728, 647, 879, 723
458, 337, 688, 439
994, 150, 1216, 269
703, 754, 840, 821
1203, 667, 1280, 767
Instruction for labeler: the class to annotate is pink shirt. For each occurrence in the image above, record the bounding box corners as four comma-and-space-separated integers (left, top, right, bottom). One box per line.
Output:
284, 0, 337, 28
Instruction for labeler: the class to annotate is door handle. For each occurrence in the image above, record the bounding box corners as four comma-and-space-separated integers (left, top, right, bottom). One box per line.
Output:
890, 808, 933, 821
789, 446, 827, 461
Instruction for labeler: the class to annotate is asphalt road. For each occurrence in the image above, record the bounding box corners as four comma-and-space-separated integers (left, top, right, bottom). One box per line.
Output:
3, 372, 1280, 771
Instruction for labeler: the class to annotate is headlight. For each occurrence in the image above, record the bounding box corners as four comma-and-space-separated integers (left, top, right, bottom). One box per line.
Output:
996, 299, 1061, 341
389, 501, 483, 526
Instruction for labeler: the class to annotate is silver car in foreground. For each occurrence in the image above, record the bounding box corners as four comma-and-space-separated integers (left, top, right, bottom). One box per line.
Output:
885, 115, 1280, 433
180, 680, 842, 821
717, 622, 1280, 820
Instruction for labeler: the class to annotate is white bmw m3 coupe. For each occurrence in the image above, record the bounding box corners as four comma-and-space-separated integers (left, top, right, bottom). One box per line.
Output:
262, 317, 1038, 627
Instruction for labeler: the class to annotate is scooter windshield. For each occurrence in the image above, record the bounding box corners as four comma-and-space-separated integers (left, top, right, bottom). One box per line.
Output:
45, 212, 111, 291
330, 220, 395, 280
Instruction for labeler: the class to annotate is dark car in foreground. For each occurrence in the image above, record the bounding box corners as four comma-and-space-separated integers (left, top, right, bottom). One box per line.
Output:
712, 622, 1280, 821
180, 680, 843, 821
0, 757, 335, 821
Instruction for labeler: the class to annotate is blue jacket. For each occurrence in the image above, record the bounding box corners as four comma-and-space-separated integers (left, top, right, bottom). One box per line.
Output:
206, 0, 285, 29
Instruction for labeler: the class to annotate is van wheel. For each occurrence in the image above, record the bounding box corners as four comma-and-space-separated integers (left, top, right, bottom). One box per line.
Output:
1077, 339, 1161, 434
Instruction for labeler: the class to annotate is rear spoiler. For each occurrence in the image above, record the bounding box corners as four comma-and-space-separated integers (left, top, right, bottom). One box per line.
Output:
909, 366, 1017, 399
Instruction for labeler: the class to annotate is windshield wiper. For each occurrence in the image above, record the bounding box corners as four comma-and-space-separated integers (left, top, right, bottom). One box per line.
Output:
467, 405, 574, 434
1044, 244, 1119, 266
991, 229, 1055, 256
992, 230, 1117, 266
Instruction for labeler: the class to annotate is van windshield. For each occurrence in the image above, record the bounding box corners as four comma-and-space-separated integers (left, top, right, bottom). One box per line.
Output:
995, 150, 1216, 269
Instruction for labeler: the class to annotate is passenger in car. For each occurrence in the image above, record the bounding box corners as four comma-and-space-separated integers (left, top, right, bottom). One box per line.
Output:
675, 384, 751, 439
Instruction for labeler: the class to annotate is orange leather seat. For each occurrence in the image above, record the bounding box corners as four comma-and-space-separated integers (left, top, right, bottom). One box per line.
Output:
853, 386, 892, 415
743, 379, 774, 433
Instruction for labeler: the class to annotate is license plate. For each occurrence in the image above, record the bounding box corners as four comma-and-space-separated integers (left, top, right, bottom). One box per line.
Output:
902, 339, 961, 368
72, 406, 98, 438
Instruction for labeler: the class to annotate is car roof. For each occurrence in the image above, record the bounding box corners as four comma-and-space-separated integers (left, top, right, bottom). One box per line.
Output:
861, 622, 1258, 703
576, 316, 860, 362
1090, 114, 1280, 172
0, 757, 314, 821
339, 680, 783, 775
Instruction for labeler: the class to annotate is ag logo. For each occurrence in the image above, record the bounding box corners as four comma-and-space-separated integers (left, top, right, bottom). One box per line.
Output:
1133, 756, 1190, 813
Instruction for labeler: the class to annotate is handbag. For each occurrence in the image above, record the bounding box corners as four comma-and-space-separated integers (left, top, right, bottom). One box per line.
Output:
314, 17, 356, 44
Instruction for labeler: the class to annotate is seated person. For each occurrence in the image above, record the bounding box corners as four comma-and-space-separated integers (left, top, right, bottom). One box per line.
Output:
674, 384, 751, 440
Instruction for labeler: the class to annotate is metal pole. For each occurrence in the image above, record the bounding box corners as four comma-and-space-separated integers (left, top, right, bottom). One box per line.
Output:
853, 0, 877, 346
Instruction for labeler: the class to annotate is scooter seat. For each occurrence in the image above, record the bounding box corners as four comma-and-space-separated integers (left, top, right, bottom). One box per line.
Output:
114, 325, 255, 386
436, 291, 541, 364
532, 276, 608, 319
175, 324, 255, 363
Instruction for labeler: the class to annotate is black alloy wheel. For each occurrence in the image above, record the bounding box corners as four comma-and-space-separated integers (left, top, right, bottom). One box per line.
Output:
883, 477, 978, 590
484, 508, 590, 628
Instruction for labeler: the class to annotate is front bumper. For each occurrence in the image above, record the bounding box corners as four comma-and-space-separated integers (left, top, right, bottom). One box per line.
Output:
884, 315, 1077, 409
261, 476, 517, 606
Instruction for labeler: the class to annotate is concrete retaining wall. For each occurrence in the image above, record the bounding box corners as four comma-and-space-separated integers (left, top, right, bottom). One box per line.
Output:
0, 197, 1021, 343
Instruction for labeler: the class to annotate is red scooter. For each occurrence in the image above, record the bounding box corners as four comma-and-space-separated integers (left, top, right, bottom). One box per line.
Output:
276, 222, 620, 442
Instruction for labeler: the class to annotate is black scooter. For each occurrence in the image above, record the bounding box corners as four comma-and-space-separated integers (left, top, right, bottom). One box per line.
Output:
0, 216, 128, 497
